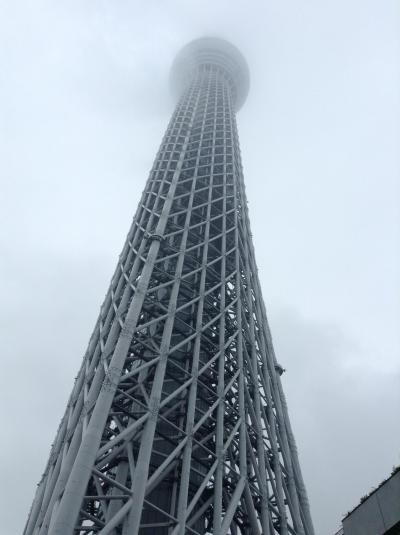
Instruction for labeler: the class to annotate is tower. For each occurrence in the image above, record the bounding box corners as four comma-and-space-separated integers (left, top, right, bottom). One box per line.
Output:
24, 37, 314, 535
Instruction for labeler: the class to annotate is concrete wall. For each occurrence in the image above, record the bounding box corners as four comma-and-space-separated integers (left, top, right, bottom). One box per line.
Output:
343, 471, 400, 535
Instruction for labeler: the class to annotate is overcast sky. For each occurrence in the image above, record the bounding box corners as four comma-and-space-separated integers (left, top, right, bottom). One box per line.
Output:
1, 1, 399, 534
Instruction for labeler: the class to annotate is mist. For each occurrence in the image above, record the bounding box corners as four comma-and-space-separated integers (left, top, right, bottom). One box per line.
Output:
1, 1, 399, 534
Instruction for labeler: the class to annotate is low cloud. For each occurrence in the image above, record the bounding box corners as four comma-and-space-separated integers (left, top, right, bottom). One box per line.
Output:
270, 306, 400, 534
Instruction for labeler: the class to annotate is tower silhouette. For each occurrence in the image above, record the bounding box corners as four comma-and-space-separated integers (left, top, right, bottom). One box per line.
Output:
24, 38, 314, 535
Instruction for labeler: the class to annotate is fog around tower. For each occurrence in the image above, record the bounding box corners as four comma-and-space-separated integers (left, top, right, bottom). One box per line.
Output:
0, 1, 399, 534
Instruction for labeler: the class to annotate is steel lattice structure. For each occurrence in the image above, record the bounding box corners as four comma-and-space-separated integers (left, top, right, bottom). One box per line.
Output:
24, 38, 315, 535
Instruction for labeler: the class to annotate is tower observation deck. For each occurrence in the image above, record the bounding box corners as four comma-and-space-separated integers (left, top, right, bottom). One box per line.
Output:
24, 37, 315, 535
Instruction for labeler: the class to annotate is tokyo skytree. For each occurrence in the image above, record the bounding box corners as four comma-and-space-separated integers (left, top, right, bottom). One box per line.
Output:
24, 37, 315, 535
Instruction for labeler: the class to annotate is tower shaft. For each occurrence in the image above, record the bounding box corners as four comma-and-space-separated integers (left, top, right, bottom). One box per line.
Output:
24, 39, 314, 535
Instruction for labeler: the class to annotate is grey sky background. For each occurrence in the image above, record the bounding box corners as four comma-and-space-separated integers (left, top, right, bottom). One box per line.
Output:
1, 1, 399, 534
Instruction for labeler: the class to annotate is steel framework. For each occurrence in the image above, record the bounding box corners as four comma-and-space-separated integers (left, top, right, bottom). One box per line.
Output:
24, 38, 315, 535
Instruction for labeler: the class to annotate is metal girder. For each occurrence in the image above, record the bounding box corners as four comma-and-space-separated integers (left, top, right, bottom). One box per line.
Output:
24, 39, 315, 535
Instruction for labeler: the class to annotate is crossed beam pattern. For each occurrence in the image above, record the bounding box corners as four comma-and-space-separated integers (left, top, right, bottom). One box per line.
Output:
24, 39, 315, 535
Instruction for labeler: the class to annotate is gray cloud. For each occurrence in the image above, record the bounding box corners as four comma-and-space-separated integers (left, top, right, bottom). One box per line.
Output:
269, 307, 400, 533
1, 1, 399, 534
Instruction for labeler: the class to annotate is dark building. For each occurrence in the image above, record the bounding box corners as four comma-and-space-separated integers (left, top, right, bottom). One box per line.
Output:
339, 468, 400, 535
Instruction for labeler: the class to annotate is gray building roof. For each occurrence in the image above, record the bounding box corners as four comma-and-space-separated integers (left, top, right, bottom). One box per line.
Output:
342, 468, 400, 535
